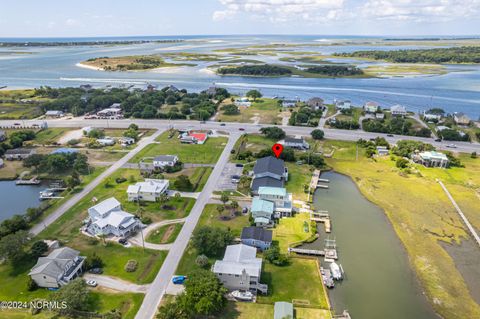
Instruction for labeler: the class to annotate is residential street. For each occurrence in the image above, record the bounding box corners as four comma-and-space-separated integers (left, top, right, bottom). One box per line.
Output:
134, 132, 241, 319
30, 129, 165, 236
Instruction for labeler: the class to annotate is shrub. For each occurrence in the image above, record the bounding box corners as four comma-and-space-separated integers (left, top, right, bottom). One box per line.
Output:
27, 278, 38, 291
125, 260, 138, 272
396, 158, 409, 169
195, 254, 210, 268
311, 129, 324, 140
115, 177, 127, 184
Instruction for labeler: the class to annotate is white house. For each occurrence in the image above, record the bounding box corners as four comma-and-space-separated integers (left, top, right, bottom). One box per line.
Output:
97, 137, 115, 146
118, 136, 135, 146
364, 101, 380, 113
212, 244, 268, 294
153, 155, 178, 169
423, 111, 442, 121
234, 97, 252, 107
97, 103, 122, 118
282, 99, 298, 108
375, 112, 385, 120
29, 247, 85, 288
390, 104, 407, 116
284, 137, 309, 150
127, 179, 169, 202
87, 197, 140, 237
336, 100, 352, 110
376, 146, 389, 156
412, 151, 449, 168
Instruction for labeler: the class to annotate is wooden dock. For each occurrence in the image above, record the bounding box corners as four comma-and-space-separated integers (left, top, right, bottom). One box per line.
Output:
16, 177, 41, 185
288, 247, 325, 256
310, 211, 332, 233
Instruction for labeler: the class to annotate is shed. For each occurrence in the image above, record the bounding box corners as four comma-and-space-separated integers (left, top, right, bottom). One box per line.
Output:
274, 302, 294, 319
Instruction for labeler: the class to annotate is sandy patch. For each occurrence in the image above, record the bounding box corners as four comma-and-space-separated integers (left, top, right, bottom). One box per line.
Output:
76, 62, 104, 71
199, 67, 215, 75
58, 129, 84, 144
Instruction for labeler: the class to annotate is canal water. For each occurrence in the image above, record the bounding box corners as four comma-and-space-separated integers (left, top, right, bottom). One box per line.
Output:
0, 181, 44, 222
306, 171, 437, 319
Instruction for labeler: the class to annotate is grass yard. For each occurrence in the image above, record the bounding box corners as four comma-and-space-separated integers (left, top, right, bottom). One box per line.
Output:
164, 166, 213, 192
0, 102, 42, 119
274, 213, 315, 252
83, 149, 127, 164
217, 98, 284, 125
88, 290, 144, 319
327, 141, 480, 319
32, 128, 72, 144
219, 302, 274, 319
231, 134, 279, 162
176, 204, 250, 275
0, 160, 24, 179
146, 222, 183, 244
130, 131, 227, 164
257, 258, 329, 309
286, 163, 314, 201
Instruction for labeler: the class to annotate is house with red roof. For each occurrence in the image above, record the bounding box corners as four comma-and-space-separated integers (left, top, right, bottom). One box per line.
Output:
180, 131, 208, 144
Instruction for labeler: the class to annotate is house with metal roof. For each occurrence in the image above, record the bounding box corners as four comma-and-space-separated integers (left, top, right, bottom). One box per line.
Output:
412, 151, 449, 168
45, 110, 64, 118
153, 155, 179, 168
251, 156, 288, 194
364, 101, 380, 113
29, 247, 85, 288
390, 104, 407, 116
127, 179, 169, 202
50, 148, 79, 155
258, 187, 293, 217
87, 197, 140, 237
251, 197, 274, 226
4, 148, 36, 160
241, 227, 272, 251
274, 302, 294, 319
284, 137, 309, 150
212, 244, 268, 294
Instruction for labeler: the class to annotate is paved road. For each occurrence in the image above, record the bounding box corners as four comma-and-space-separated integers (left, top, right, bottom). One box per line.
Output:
30, 129, 165, 236
134, 132, 241, 319
4, 117, 479, 153
84, 274, 150, 293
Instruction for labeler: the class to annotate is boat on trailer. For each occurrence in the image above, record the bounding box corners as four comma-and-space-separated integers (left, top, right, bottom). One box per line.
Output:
231, 290, 254, 301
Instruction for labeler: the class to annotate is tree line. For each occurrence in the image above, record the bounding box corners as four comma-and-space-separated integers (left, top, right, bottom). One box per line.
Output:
217, 64, 292, 76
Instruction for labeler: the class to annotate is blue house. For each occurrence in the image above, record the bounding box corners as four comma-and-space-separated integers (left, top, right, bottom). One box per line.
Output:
241, 226, 272, 251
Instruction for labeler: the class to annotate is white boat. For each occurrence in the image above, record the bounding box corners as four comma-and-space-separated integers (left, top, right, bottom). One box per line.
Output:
39, 190, 55, 200
231, 290, 254, 301
330, 261, 343, 280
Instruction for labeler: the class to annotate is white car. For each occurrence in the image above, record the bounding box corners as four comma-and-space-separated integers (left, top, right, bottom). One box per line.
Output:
86, 280, 98, 287
446, 144, 457, 148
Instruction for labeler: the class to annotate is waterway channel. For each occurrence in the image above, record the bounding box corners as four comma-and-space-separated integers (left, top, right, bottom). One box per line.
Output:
0, 181, 44, 222
304, 171, 438, 319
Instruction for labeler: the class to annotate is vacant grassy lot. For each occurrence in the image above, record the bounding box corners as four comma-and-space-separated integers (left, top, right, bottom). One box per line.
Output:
0, 160, 24, 179
146, 222, 183, 244
286, 163, 314, 201
217, 98, 284, 125
130, 132, 227, 164
176, 204, 249, 275
327, 141, 480, 319
274, 212, 315, 252
31, 128, 72, 144
257, 258, 329, 309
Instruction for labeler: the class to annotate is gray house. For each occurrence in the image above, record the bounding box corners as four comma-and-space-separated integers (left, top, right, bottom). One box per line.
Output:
212, 244, 268, 294
251, 156, 288, 194
153, 155, 178, 169
5, 148, 36, 160
241, 227, 272, 251
87, 197, 140, 237
29, 247, 85, 288
284, 137, 309, 150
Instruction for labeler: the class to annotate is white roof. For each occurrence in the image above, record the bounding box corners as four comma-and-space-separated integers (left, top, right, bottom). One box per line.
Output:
127, 185, 141, 194
213, 244, 262, 277
390, 104, 406, 112
93, 210, 134, 229
89, 197, 121, 216
127, 179, 168, 194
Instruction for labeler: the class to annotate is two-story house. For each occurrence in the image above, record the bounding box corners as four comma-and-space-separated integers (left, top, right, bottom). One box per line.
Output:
251, 156, 288, 194
87, 197, 140, 237
212, 244, 268, 294
258, 186, 293, 218
29, 247, 85, 288
127, 179, 169, 202
153, 155, 178, 169
250, 197, 274, 226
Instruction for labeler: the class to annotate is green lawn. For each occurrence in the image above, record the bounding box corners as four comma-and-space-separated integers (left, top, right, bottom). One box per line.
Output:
33, 128, 72, 144
286, 163, 313, 201
274, 213, 315, 252
216, 98, 284, 125
176, 204, 249, 275
130, 131, 227, 164
89, 291, 144, 319
257, 258, 329, 309
146, 223, 183, 244
0, 103, 42, 119
164, 166, 213, 192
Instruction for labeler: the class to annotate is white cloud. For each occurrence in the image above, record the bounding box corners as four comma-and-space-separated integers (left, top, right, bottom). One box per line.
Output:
213, 0, 346, 23
65, 18, 80, 27
361, 0, 480, 22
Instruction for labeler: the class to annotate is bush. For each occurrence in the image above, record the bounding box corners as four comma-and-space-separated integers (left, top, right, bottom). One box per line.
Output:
115, 177, 127, 184
27, 278, 38, 291
396, 158, 409, 169
67, 139, 80, 146
195, 254, 210, 268
125, 260, 138, 272
311, 129, 324, 140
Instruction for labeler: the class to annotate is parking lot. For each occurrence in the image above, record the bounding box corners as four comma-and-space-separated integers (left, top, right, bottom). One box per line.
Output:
216, 163, 243, 191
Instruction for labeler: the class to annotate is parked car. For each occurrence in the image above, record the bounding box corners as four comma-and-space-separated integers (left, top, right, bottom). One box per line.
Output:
231, 175, 241, 183
387, 134, 394, 137
235, 163, 244, 168
86, 280, 98, 287
239, 128, 245, 131
89, 268, 103, 274
172, 276, 187, 284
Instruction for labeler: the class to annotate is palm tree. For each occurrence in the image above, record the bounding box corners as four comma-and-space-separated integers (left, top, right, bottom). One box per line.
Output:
231, 200, 239, 212
220, 193, 229, 208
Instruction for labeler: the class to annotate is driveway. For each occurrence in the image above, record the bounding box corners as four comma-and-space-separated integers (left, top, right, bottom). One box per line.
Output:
128, 218, 186, 250
30, 129, 165, 236
84, 274, 150, 293
134, 133, 241, 319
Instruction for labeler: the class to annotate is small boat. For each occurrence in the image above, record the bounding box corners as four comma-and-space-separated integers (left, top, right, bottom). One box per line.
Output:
330, 261, 343, 280
39, 190, 55, 200
231, 290, 254, 301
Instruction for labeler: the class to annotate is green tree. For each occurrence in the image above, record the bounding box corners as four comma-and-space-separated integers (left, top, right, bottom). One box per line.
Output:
311, 129, 325, 140
192, 226, 233, 257
396, 158, 409, 169
174, 175, 193, 191
260, 127, 286, 139
195, 254, 209, 268
51, 278, 90, 314
246, 90, 262, 101
183, 269, 228, 316
30, 240, 48, 259
0, 230, 29, 264
220, 193, 229, 206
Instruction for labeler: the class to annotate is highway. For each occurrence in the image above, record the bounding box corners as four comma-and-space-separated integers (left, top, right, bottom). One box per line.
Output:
134, 132, 241, 319
1, 117, 479, 153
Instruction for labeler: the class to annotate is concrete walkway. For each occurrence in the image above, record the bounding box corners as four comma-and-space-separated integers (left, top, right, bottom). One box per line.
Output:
84, 274, 150, 293
134, 133, 241, 319
438, 180, 480, 248
128, 218, 186, 251
30, 129, 165, 236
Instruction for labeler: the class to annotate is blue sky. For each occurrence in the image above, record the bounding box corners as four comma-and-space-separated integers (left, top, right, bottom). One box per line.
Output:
0, 0, 479, 37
